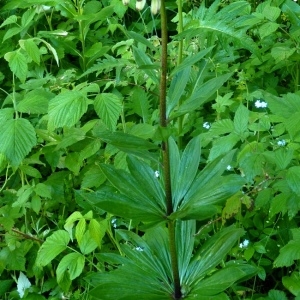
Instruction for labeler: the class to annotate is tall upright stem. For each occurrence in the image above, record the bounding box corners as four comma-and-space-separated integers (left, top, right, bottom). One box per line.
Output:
160, 1, 182, 298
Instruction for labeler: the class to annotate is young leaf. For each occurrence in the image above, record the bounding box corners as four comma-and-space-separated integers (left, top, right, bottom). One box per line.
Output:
56, 252, 85, 283
0, 118, 36, 167
234, 104, 249, 135
78, 230, 98, 255
48, 90, 88, 130
19, 39, 40, 65
36, 230, 70, 266
94, 93, 123, 131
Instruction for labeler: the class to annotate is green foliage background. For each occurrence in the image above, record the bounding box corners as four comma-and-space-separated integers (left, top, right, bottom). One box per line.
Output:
0, 0, 300, 299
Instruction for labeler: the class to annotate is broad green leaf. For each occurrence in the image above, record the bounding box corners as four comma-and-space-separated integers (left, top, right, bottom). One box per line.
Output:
48, 90, 88, 130
75, 190, 164, 222
78, 230, 98, 255
128, 87, 151, 123
274, 240, 300, 268
208, 133, 240, 162
234, 104, 249, 135
192, 264, 257, 295
56, 253, 85, 283
19, 165, 41, 179
94, 93, 122, 131
286, 166, 300, 195
283, 272, 300, 296
271, 46, 296, 64
4, 50, 28, 83
0, 108, 14, 125
127, 31, 156, 51
209, 119, 234, 136
172, 136, 201, 209
19, 39, 40, 65
0, 118, 36, 167
36, 230, 70, 266
268, 289, 288, 300
132, 46, 159, 84
3, 27, 22, 42
75, 218, 86, 245
0, 15, 17, 28
81, 165, 106, 189
171, 73, 233, 119
65, 152, 81, 175
89, 219, 107, 248
17, 89, 52, 114
167, 67, 191, 117
259, 22, 279, 39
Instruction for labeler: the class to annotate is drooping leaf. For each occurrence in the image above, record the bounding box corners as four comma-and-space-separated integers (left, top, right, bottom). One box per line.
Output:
48, 90, 88, 130
19, 39, 40, 65
94, 93, 123, 131
36, 230, 70, 267
0, 118, 36, 167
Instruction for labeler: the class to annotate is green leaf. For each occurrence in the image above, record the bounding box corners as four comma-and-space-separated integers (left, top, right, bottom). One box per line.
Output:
234, 104, 249, 135
132, 46, 159, 84
0, 15, 17, 28
94, 93, 122, 131
209, 119, 234, 136
4, 50, 28, 83
75, 190, 164, 222
78, 230, 98, 255
48, 90, 88, 130
170, 46, 214, 76
208, 133, 240, 161
274, 240, 300, 268
268, 289, 288, 300
0, 118, 36, 167
56, 253, 85, 283
191, 264, 257, 296
89, 219, 107, 248
3, 27, 22, 42
75, 218, 86, 245
286, 167, 300, 195
171, 73, 233, 119
167, 67, 191, 117
17, 89, 52, 114
19, 39, 40, 65
283, 272, 300, 296
171, 136, 201, 209
128, 87, 151, 123
184, 226, 244, 285
36, 230, 70, 266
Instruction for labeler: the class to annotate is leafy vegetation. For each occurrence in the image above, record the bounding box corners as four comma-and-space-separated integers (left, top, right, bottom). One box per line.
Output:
0, 0, 300, 299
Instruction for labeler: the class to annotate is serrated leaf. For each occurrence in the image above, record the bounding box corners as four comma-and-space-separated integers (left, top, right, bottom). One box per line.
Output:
128, 87, 150, 123
3, 27, 22, 42
286, 166, 300, 195
209, 119, 234, 136
0, 118, 36, 167
48, 90, 88, 130
4, 50, 28, 83
20, 39, 40, 65
78, 230, 98, 255
274, 240, 300, 268
75, 218, 86, 245
234, 105, 249, 135
89, 219, 107, 248
17, 89, 51, 114
56, 253, 85, 283
283, 272, 300, 296
36, 230, 70, 266
94, 93, 122, 131
0, 15, 18, 28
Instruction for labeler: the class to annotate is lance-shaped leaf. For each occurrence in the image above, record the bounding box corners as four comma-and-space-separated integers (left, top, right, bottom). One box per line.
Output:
75, 189, 165, 222
0, 118, 36, 167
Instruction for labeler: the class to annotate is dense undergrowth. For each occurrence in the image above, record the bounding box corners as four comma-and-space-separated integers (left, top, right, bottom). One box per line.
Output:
1, 0, 300, 299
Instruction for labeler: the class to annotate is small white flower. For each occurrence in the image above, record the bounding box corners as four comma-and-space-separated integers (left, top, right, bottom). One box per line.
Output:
239, 239, 249, 248
203, 122, 210, 129
135, 246, 144, 251
111, 218, 117, 228
277, 140, 286, 146
254, 100, 268, 108
136, 0, 146, 10
226, 165, 232, 171
154, 170, 160, 178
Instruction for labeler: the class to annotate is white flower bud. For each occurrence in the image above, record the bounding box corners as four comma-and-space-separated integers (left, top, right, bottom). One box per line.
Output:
136, 0, 146, 11
122, 0, 130, 5
151, 0, 161, 14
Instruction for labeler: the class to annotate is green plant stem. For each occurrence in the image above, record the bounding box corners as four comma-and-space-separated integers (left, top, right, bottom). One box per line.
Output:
160, 1, 182, 299
177, 0, 184, 149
